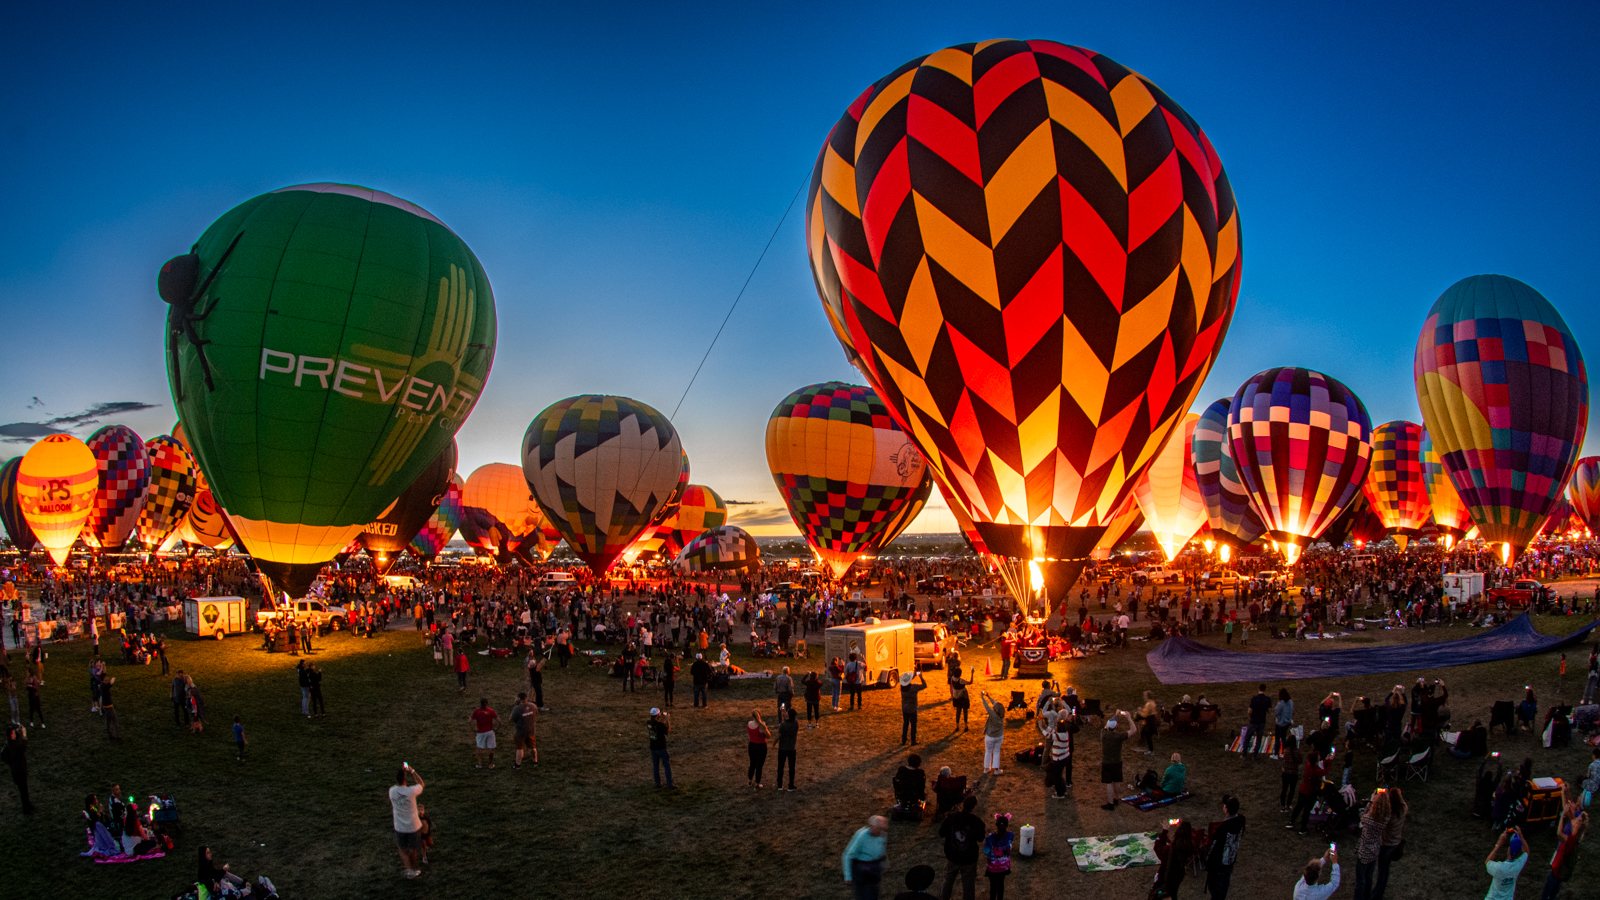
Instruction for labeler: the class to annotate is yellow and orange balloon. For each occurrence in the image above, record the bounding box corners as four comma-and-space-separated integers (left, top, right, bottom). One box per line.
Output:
17, 434, 98, 565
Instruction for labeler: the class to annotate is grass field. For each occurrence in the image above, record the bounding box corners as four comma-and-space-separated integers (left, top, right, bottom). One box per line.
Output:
2, 600, 1598, 899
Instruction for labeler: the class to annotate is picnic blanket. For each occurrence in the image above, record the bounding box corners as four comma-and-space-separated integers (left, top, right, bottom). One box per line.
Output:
1067, 831, 1160, 871
1119, 790, 1192, 811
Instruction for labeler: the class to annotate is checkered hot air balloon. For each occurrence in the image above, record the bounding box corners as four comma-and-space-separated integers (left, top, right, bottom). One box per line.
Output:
17, 434, 99, 565
1191, 397, 1266, 550
138, 435, 199, 547
1090, 494, 1144, 561
806, 40, 1241, 593
1414, 275, 1588, 555
84, 425, 151, 553
1539, 498, 1575, 539
1568, 458, 1600, 536
1361, 421, 1430, 548
766, 382, 933, 579
1131, 412, 1205, 562
868, 474, 933, 553
1227, 368, 1373, 561
624, 448, 691, 564
410, 473, 463, 563
522, 396, 684, 575
659, 484, 728, 560
1322, 492, 1387, 549
0, 458, 39, 552
674, 525, 760, 573
1420, 429, 1473, 540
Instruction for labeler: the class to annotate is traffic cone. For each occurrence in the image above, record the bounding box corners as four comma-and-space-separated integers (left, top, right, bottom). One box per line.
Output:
985, 656, 993, 677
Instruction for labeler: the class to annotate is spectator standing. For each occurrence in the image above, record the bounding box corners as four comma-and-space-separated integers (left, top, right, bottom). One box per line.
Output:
647, 708, 675, 788
1294, 848, 1340, 900
660, 653, 678, 709
979, 691, 1006, 776
747, 711, 771, 789
1152, 819, 1194, 898
1372, 785, 1407, 900
527, 653, 546, 709
453, 649, 469, 693
468, 698, 499, 769
1273, 689, 1295, 753
99, 675, 119, 740
1540, 801, 1586, 900
775, 666, 794, 717
233, 715, 246, 761
297, 660, 311, 717
1245, 685, 1271, 758
900, 671, 927, 746
1484, 827, 1527, 900
830, 656, 845, 711
187, 679, 205, 733
1353, 788, 1390, 900
939, 795, 984, 900
949, 667, 971, 732
1203, 796, 1245, 899
846, 653, 866, 710
511, 692, 538, 768
308, 665, 325, 717
982, 814, 1014, 900
1279, 735, 1303, 812
691, 654, 712, 708
1, 725, 31, 814
775, 707, 798, 791
1288, 749, 1328, 834
389, 764, 424, 879
1136, 690, 1159, 755
1100, 711, 1134, 811
1046, 713, 1078, 799
802, 670, 823, 727
842, 815, 889, 900
23, 670, 41, 729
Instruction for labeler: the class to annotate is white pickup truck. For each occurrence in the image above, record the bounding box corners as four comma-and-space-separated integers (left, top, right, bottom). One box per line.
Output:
255, 598, 349, 630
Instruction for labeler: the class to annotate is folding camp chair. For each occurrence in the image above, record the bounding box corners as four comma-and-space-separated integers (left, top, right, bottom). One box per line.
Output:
1377, 747, 1402, 783
1195, 705, 1221, 732
1488, 701, 1516, 737
1008, 691, 1029, 711
1403, 745, 1432, 782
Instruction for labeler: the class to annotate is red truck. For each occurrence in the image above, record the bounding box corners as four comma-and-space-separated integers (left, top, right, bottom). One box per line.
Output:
1486, 579, 1544, 608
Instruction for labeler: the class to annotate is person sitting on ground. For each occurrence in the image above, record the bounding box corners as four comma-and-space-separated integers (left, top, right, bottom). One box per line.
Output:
1452, 719, 1489, 759
1517, 687, 1538, 733
1161, 752, 1187, 795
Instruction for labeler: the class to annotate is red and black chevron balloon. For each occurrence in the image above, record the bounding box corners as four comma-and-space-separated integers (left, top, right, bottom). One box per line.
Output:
806, 40, 1241, 563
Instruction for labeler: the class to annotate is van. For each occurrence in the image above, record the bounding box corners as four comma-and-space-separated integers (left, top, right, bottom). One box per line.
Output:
912, 622, 956, 668
1201, 571, 1241, 589
538, 571, 577, 588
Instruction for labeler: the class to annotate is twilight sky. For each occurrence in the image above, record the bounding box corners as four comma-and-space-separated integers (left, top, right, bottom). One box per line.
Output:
2, 1, 1596, 536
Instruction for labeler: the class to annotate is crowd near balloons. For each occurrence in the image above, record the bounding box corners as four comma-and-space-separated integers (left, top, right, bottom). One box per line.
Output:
2, 35, 1598, 900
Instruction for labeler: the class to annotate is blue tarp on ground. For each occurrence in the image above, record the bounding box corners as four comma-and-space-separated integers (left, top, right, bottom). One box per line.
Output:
1145, 614, 1599, 685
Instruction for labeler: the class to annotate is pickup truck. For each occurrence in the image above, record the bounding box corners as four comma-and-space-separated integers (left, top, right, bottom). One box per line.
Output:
1486, 580, 1544, 608
255, 598, 349, 630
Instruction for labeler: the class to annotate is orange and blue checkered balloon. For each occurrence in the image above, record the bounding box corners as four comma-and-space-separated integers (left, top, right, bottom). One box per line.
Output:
1361, 421, 1429, 539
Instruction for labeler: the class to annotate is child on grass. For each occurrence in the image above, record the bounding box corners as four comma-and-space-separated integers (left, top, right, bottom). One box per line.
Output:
417, 801, 434, 864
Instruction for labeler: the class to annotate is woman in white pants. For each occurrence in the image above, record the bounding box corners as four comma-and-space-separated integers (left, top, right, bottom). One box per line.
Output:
980, 691, 1007, 775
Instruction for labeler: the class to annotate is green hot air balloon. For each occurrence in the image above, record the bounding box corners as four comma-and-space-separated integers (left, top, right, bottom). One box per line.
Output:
161, 184, 497, 597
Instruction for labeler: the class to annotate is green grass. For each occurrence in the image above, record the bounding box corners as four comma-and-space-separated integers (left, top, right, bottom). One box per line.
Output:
2, 606, 1598, 899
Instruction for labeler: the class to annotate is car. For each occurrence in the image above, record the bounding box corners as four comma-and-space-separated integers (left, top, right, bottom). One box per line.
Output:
255, 598, 348, 630
912, 622, 957, 668
1254, 570, 1290, 586
538, 571, 577, 588
1135, 567, 1184, 584
1487, 579, 1543, 607
1201, 571, 1242, 588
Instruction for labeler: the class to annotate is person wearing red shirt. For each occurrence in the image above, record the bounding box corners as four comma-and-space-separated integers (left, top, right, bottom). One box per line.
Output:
1288, 749, 1328, 834
469, 698, 499, 769
454, 650, 470, 693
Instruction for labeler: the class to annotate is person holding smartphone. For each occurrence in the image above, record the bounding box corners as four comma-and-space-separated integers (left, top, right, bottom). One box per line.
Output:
1484, 827, 1526, 900
1294, 846, 1340, 900
389, 764, 424, 879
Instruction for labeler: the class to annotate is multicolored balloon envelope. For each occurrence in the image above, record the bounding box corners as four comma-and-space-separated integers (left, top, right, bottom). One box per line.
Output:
1570, 457, 1600, 536
1361, 421, 1429, 547
766, 382, 933, 578
138, 435, 200, 548
163, 183, 497, 598
181, 490, 236, 549
661, 484, 728, 559
1538, 498, 1575, 538
674, 525, 760, 573
0, 458, 39, 552
460, 463, 544, 566
807, 39, 1241, 590
867, 473, 933, 553
358, 441, 456, 574
410, 473, 464, 563
1191, 397, 1266, 550
1420, 429, 1473, 540
522, 396, 684, 574
1321, 492, 1387, 548
1227, 367, 1372, 560
17, 434, 98, 565
1089, 494, 1144, 560
1413, 274, 1588, 553
85, 425, 151, 552
624, 448, 691, 564
1131, 413, 1205, 562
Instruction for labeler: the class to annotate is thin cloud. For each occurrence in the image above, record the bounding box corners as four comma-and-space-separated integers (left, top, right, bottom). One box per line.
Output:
724, 504, 795, 527
47, 401, 159, 427
0, 423, 67, 441
0, 400, 161, 444
723, 499, 762, 505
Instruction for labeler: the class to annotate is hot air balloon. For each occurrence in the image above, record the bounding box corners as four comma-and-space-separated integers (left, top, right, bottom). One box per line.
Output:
1538, 498, 1575, 539
522, 396, 684, 575
662, 484, 728, 559
410, 473, 464, 563
622, 448, 691, 565
1227, 368, 1372, 562
16, 434, 98, 565
1089, 494, 1144, 561
867, 474, 933, 553
460, 463, 544, 566
1191, 397, 1266, 550
766, 382, 934, 578
1131, 413, 1205, 561
83, 425, 152, 553
357, 442, 457, 574
0, 458, 39, 553
138, 436, 200, 548
181, 490, 236, 549
163, 183, 497, 598
807, 40, 1241, 601
1570, 458, 1600, 536
674, 525, 761, 573
1420, 429, 1473, 543
1361, 421, 1429, 549
1322, 493, 1387, 549
1414, 274, 1588, 557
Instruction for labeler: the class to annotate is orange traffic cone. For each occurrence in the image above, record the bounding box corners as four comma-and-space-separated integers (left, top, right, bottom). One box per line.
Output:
985, 656, 994, 677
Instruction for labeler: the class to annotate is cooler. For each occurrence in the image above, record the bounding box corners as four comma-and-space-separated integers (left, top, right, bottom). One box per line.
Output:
1527, 777, 1564, 824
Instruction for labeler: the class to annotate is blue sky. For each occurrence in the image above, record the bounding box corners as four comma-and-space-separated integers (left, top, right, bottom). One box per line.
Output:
2, 1, 1597, 535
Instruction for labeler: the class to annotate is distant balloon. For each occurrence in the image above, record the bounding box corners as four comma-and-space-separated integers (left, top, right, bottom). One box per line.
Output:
1419, 429, 1474, 540
1132, 413, 1205, 562
1322, 492, 1387, 548
138, 435, 200, 548
410, 473, 464, 563
359, 442, 456, 574
661, 484, 728, 560
1191, 397, 1266, 550
1090, 494, 1145, 561
1539, 498, 1575, 538
624, 448, 691, 564
84, 425, 151, 553
1414, 274, 1588, 553
808, 39, 1242, 594
522, 395, 684, 574
182, 490, 236, 549
17, 434, 98, 565
766, 382, 933, 578
0, 458, 39, 552
461, 463, 543, 566
165, 183, 497, 598
1361, 421, 1429, 547
674, 525, 760, 573
1228, 368, 1373, 561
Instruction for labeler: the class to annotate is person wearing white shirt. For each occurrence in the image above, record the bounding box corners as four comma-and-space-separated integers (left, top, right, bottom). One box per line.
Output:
1293, 847, 1339, 900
